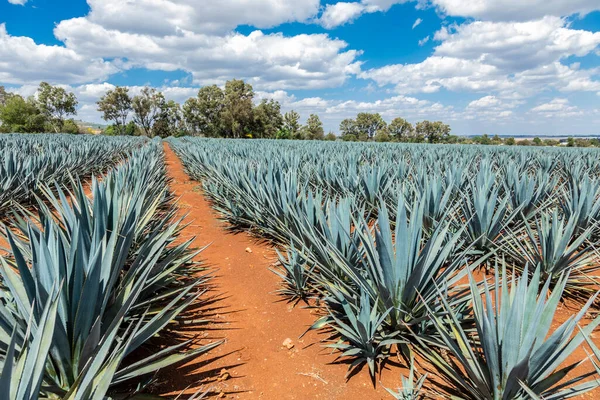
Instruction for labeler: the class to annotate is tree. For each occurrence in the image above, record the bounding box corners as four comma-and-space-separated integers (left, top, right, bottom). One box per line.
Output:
505, 137, 516, 146
0, 95, 46, 133
303, 114, 325, 140
97, 87, 132, 134
374, 129, 392, 142
339, 118, 358, 138
415, 120, 451, 143
132, 87, 164, 136
222, 79, 254, 138
388, 117, 414, 141
253, 99, 283, 138
153, 100, 183, 138
37, 82, 78, 132
183, 85, 225, 137
0, 86, 15, 107
324, 132, 337, 141
283, 110, 302, 139
355, 113, 386, 140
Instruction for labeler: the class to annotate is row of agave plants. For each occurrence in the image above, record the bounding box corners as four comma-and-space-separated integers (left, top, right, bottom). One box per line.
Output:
170, 137, 600, 399
0, 139, 218, 399
0, 134, 146, 213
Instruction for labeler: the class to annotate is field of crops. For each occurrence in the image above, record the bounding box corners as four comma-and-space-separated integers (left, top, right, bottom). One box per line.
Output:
0, 135, 218, 399
2, 134, 600, 399
169, 137, 600, 399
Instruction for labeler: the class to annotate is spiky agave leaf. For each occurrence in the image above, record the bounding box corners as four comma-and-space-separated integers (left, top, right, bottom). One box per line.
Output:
0, 287, 59, 400
416, 263, 600, 399
505, 208, 599, 300
385, 355, 428, 400
0, 141, 219, 398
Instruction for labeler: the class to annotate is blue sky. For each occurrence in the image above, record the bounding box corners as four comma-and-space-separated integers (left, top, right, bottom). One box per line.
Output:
1, 0, 599, 135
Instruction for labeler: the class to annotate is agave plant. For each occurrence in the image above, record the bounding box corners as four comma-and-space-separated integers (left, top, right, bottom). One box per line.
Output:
272, 246, 313, 304
323, 288, 398, 380
0, 289, 59, 400
416, 264, 600, 399
385, 356, 427, 400
461, 165, 519, 252
0, 143, 220, 398
560, 175, 600, 235
506, 208, 599, 299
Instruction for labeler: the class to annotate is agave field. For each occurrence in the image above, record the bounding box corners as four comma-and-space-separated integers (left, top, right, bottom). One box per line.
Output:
168, 137, 600, 399
3, 134, 600, 399
0, 135, 219, 399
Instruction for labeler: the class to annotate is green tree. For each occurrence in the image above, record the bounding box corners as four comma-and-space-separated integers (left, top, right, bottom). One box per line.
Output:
324, 132, 337, 141
355, 112, 386, 140
283, 110, 302, 139
132, 87, 165, 136
532, 137, 543, 146
153, 100, 183, 138
415, 120, 451, 143
303, 114, 325, 140
567, 137, 575, 147
37, 82, 78, 133
0, 95, 46, 133
183, 85, 225, 137
339, 118, 358, 138
222, 79, 254, 138
252, 99, 283, 138
0, 86, 15, 107
374, 130, 392, 142
505, 137, 516, 146
97, 87, 132, 134
388, 117, 413, 141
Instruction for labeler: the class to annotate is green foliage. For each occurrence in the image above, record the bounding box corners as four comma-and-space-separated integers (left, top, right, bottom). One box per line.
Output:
0, 140, 220, 398
97, 86, 132, 134
417, 265, 600, 399
37, 82, 78, 133
0, 95, 46, 133
415, 120, 451, 143
303, 114, 325, 140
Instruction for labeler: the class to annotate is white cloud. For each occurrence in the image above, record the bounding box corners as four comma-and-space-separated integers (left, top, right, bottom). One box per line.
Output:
360, 17, 600, 98
51, 4, 361, 91
429, 0, 600, 21
412, 18, 422, 29
418, 36, 430, 46
318, 2, 369, 29
317, 0, 409, 29
7, 0, 27, 4
434, 17, 600, 72
530, 97, 583, 117
0, 24, 117, 85
360, 56, 509, 94
84, 0, 320, 35
464, 95, 522, 120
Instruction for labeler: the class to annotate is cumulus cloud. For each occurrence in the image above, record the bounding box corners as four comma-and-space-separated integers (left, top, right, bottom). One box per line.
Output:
318, 2, 369, 29
530, 98, 584, 117
429, 0, 600, 22
0, 24, 117, 85
7, 0, 27, 4
360, 17, 600, 98
317, 0, 410, 28
434, 17, 600, 72
84, 0, 320, 35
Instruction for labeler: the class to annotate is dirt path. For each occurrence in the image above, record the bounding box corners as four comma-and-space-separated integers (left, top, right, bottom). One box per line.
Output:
161, 143, 392, 399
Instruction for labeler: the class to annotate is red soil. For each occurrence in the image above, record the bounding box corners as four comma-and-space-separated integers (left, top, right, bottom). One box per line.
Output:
159, 143, 393, 399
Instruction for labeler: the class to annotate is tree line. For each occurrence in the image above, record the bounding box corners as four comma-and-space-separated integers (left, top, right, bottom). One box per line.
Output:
0, 83, 79, 133
96, 80, 329, 139
2, 81, 598, 148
